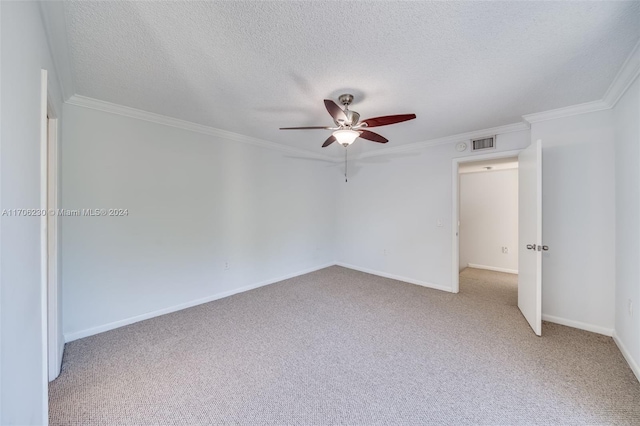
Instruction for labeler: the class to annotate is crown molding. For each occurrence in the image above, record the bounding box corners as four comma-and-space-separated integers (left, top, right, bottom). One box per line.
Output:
40, 1, 75, 102
64, 37, 639, 162
522, 38, 640, 124
66, 95, 336, 162
603, 38, 640, 108
521, 100, 610, 125
354, 121, 530, 160
66, 94, 526, 163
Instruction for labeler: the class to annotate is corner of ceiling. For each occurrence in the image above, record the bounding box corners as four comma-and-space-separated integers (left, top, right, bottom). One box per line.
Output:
40, 0, 76, 102
523, 38, 640, 125
41, 2, 336, 163
602, 38, 640, 108
354, 37, 640, 155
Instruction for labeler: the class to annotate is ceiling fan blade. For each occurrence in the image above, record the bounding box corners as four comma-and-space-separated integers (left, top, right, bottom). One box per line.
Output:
360, 114, 416, 128
322, 135, 336, 148
324, 99, 348, 123
280, 126, 332, 130
359, 130, 388, 144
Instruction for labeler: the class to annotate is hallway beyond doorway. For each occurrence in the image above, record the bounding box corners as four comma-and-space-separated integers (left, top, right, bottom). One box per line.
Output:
459, 267, 517, 307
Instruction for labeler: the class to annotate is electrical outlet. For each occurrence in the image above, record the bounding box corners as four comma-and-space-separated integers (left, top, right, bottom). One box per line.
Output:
629, 299, 633, 318
436, 219, 443, 227
502, 247, 509, 254
224, 261, 230, 270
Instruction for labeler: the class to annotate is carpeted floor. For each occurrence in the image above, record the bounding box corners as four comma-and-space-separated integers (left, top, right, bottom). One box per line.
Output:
49, 266, 640, 425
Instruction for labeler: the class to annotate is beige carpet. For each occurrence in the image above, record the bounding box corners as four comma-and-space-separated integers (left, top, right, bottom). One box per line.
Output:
49, 266, 640, 425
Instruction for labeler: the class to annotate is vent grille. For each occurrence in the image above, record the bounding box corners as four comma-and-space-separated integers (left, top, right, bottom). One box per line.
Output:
472, 136, 495, 151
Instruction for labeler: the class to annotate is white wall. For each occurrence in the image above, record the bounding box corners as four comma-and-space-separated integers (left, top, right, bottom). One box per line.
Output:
459, 169, 518, 273
336, 116, 617, 334
530, 109, 616, 334
336, 131, 530, 290
613, 75, 640, 378
61, 105, 337, 339
0, 2, 64, 424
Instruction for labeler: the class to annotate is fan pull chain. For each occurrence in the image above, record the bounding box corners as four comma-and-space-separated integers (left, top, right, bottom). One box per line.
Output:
345, 148, 348, 182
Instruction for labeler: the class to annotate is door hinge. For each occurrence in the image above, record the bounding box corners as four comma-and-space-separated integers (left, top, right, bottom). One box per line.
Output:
537, 245, 549, 251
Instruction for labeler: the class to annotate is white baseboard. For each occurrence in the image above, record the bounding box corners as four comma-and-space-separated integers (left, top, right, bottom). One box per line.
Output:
467, 263, 518, 274
336, 262, 452, 293
541, 314, 614, 337
64, 262, 336, 342
612, 332, 640, 383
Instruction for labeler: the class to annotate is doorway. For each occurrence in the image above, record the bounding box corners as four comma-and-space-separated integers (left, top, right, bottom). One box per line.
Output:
457, 157, 519, 305
452, 144, 543, 336
451, 149, 523, 293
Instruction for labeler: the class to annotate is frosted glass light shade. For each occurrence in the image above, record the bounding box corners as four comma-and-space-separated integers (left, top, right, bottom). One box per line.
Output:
333, 129, 360, 146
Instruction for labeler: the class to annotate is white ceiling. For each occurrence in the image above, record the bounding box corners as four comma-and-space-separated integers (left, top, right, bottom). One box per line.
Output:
61, 1, 640, 156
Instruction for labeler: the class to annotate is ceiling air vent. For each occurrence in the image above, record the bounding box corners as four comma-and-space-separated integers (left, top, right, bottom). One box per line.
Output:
471, 136, 495, 151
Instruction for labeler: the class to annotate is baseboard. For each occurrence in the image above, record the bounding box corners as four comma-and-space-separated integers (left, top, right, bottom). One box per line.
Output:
336, 262, 452, 293
541, 314, 614, 337
467, 263, 518, 274
64, 262, 336, 342
612, 332, 640, 383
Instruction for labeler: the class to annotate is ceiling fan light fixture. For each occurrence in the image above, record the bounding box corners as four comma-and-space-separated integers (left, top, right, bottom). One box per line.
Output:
333, 129, 360, 147
279, 95, 416, 149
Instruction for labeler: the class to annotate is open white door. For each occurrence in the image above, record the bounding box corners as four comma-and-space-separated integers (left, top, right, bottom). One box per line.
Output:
518, 139, 542, 336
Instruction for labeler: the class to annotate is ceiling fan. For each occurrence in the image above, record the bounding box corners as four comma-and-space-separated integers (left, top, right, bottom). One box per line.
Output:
280, 94, 416, 148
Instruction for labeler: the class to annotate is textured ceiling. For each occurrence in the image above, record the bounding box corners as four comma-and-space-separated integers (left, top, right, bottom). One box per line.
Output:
63, 1, 640, 156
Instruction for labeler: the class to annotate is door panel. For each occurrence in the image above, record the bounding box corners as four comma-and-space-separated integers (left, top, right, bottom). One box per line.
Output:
518, 140, 542, 336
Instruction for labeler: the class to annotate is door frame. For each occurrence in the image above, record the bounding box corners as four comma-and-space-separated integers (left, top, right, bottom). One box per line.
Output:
41, 69, 62, 385
451, 149, 523, 293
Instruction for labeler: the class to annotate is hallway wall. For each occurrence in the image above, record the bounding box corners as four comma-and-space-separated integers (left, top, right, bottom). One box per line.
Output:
459, 169, 518, 273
